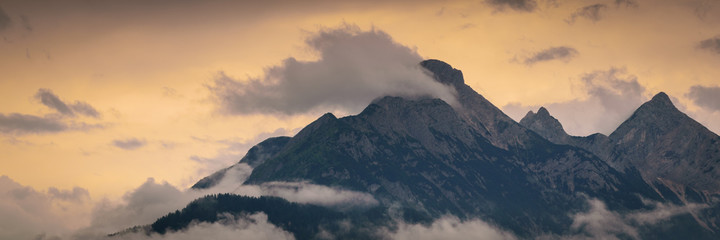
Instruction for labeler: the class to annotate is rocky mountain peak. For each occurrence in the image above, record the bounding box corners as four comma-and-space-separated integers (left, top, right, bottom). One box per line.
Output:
608, 92, 720, 192
519, 107, 569, 143
536, 106, 550, 116
641, 92, 678, 113
420, 59, 465, 86
610, 92, 685, 141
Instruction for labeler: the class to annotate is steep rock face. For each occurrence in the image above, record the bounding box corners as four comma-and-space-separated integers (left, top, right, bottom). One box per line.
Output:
421, 60, 542, 150
608, 93, 720, 193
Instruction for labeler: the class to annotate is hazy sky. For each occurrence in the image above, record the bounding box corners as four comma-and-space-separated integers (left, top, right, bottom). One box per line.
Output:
1, 0, 719, 236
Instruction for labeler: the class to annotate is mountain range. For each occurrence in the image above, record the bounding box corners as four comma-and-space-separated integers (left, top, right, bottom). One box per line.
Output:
123, 60, 720, 239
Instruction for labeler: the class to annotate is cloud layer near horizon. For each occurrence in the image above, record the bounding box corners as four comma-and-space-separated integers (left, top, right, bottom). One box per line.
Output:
209, 24, 457, 116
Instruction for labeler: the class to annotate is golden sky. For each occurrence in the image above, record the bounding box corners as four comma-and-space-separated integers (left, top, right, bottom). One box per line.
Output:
1, 0, 719, 205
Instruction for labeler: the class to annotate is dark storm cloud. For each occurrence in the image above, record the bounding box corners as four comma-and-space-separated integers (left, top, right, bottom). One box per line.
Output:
0, 6, 10, 31
698, 36, 720, 54
686, 85, 720, 112
112, 138, 146, 150
566, 4, 608, 24
34, 89, 101, 118
209, 25, 457, 116
523, 46, 578, 65
0, 113, 67, 134
486, 0, 537, 12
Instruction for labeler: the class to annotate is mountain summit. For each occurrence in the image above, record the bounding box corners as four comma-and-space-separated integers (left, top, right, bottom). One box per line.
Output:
519, 107, 570, 143
609, 92, 720, 193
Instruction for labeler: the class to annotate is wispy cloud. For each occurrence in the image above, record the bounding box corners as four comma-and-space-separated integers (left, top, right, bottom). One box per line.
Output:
0, 113, 67, 134
35, 89, 101, 118
566, 4, 608, 24
614, 0, 638, 8
388, 216, 518, 240
563, 197, 708, 240
697, 36, 720, 55
523, 46, 579, 65
486, 0, 537, 12
0, 89, 103, 136
112, 138, 146, 150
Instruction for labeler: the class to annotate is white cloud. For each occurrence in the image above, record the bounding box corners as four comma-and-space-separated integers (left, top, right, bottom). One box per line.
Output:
0, 175, 92, 240
388, 215, 518, 240
67, 162, 376, 238
209, 24, 457, 116
209, 165, 379, 209
555, 197, 709, 240
569, 198, 639, 240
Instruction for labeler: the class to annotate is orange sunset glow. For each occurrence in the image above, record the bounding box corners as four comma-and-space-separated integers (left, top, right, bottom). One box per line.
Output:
1, 0, 719, 239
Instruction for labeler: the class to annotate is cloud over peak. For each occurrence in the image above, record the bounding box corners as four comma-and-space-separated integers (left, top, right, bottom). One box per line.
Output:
208, 25, 457, 116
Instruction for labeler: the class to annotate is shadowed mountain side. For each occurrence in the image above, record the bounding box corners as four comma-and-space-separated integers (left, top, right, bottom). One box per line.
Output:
421, 59, 548, 150
186, 60, 718, 238
244, 77, 664, 237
